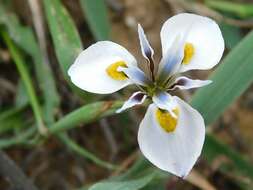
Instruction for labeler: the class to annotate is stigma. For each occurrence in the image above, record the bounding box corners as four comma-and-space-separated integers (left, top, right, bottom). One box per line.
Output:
182, 43, 194, 65
156, 107, 179, 133
106, 61, 128, 80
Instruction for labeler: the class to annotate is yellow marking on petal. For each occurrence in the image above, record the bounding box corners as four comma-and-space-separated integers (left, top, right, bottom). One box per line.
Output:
106, 61, 128, 80
156, 108, 179, 133
182, 43, 195, 65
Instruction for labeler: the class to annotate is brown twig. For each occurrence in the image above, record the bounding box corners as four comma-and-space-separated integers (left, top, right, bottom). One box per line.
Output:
186, 169, 216, 190
110, 150, 139, 176
100, 118, 119, 160
27, 0, 50, 67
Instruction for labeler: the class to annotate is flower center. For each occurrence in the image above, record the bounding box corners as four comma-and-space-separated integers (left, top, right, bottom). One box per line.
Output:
156, 107, 179, 133
106, 61, 128, 80
182, 43, 194, 65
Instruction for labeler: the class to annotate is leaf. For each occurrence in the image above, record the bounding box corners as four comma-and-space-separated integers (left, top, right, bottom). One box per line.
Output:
203, 135, 253, 179
43, 0, 83, 76
1, 30, 46, 134
88, 173, 156, 190
15, 80, 29, 108
0, 106, 26, 134
189, 30, 253, 179
80, 0, 111, 40
0, 128, 36, 148
43, 0, 102, 101
0, 6, 59, 125
220, 23, 243, 49
58, 133, 116, 170
205, 0, 253, 19
191, 30, 253, 125
49, 101, 122, 133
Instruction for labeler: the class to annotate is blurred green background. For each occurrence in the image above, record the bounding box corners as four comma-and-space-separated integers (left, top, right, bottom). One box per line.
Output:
0, 0, 253, 189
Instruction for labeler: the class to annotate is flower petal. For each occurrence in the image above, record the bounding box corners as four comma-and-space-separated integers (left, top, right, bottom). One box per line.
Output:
138, 97, 205, 177
118, 66, 152, 86
152, 92, 177, 117
157, 35, 185, 83
116, 91, 147, 113
68, 41, 137, 94
138, 24, 154, 63
170, 76, 212, 90
160, 13, 224, 72
138, 24, 156, 79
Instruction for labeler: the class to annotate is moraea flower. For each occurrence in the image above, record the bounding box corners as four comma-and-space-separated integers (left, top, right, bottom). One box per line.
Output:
68, 13, 224, 177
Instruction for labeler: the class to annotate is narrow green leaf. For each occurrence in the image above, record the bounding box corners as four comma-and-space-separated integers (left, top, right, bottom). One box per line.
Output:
49, 101, 122, 134
0, 106, 26, 134
0, 128, 36, 149
1, 31, 46, 134
15, 80, 29, 108
191, 30, 253, 125
205, 0, 253, 18
43, 0, 83, 76
43, 0, 100, 101
190, 30, 253, 179
58, 133, 116, 170
80, 0, 111, 40
220, 23, 243, 49
88, 173, 156, 190
0, 106, 25, 122
203, 135, 253, 179
0, 6, 59, 125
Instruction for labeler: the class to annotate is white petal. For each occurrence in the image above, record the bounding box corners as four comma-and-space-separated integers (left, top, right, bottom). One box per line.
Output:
138, 24, 156, 80
116, 91, 147, 113
157, 35, 185, 82
152, 92, 177, 117
170, 76, 212, 90
118, 66, 151, 86
138, 24, 154, 62
160, 13, 224, 72
138, 97, 205, 177
68, 41, 137, 94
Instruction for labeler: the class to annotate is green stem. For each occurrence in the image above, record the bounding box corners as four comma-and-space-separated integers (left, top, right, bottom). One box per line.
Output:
0, 128, 36, 149
1, 30, 46, 135
58, 133, 117, 170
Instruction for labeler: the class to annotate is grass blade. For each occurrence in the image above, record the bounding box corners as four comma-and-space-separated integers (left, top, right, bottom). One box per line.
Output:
191, 30, 253, 125
203, 135, 253, 179
1, 31, 46, 134
43, 0, 102, 101
0, 106, 27, 134
190, 30, 253, 179
205, 0, 253, 19
43, 0, 83, 77
80, 0, 111, 40
88, 172, 156, 190
0, 128, 36, 149
220, 23, 242, 50
49, 101, 122, 133
58, 133, 116, 170
0, 6, 59, 125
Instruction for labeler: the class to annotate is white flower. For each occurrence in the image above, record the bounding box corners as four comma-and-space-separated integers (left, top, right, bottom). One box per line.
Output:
68, 13, 224, 177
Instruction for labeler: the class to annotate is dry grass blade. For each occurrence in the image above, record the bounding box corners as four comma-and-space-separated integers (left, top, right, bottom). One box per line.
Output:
186, 170, 216, 190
